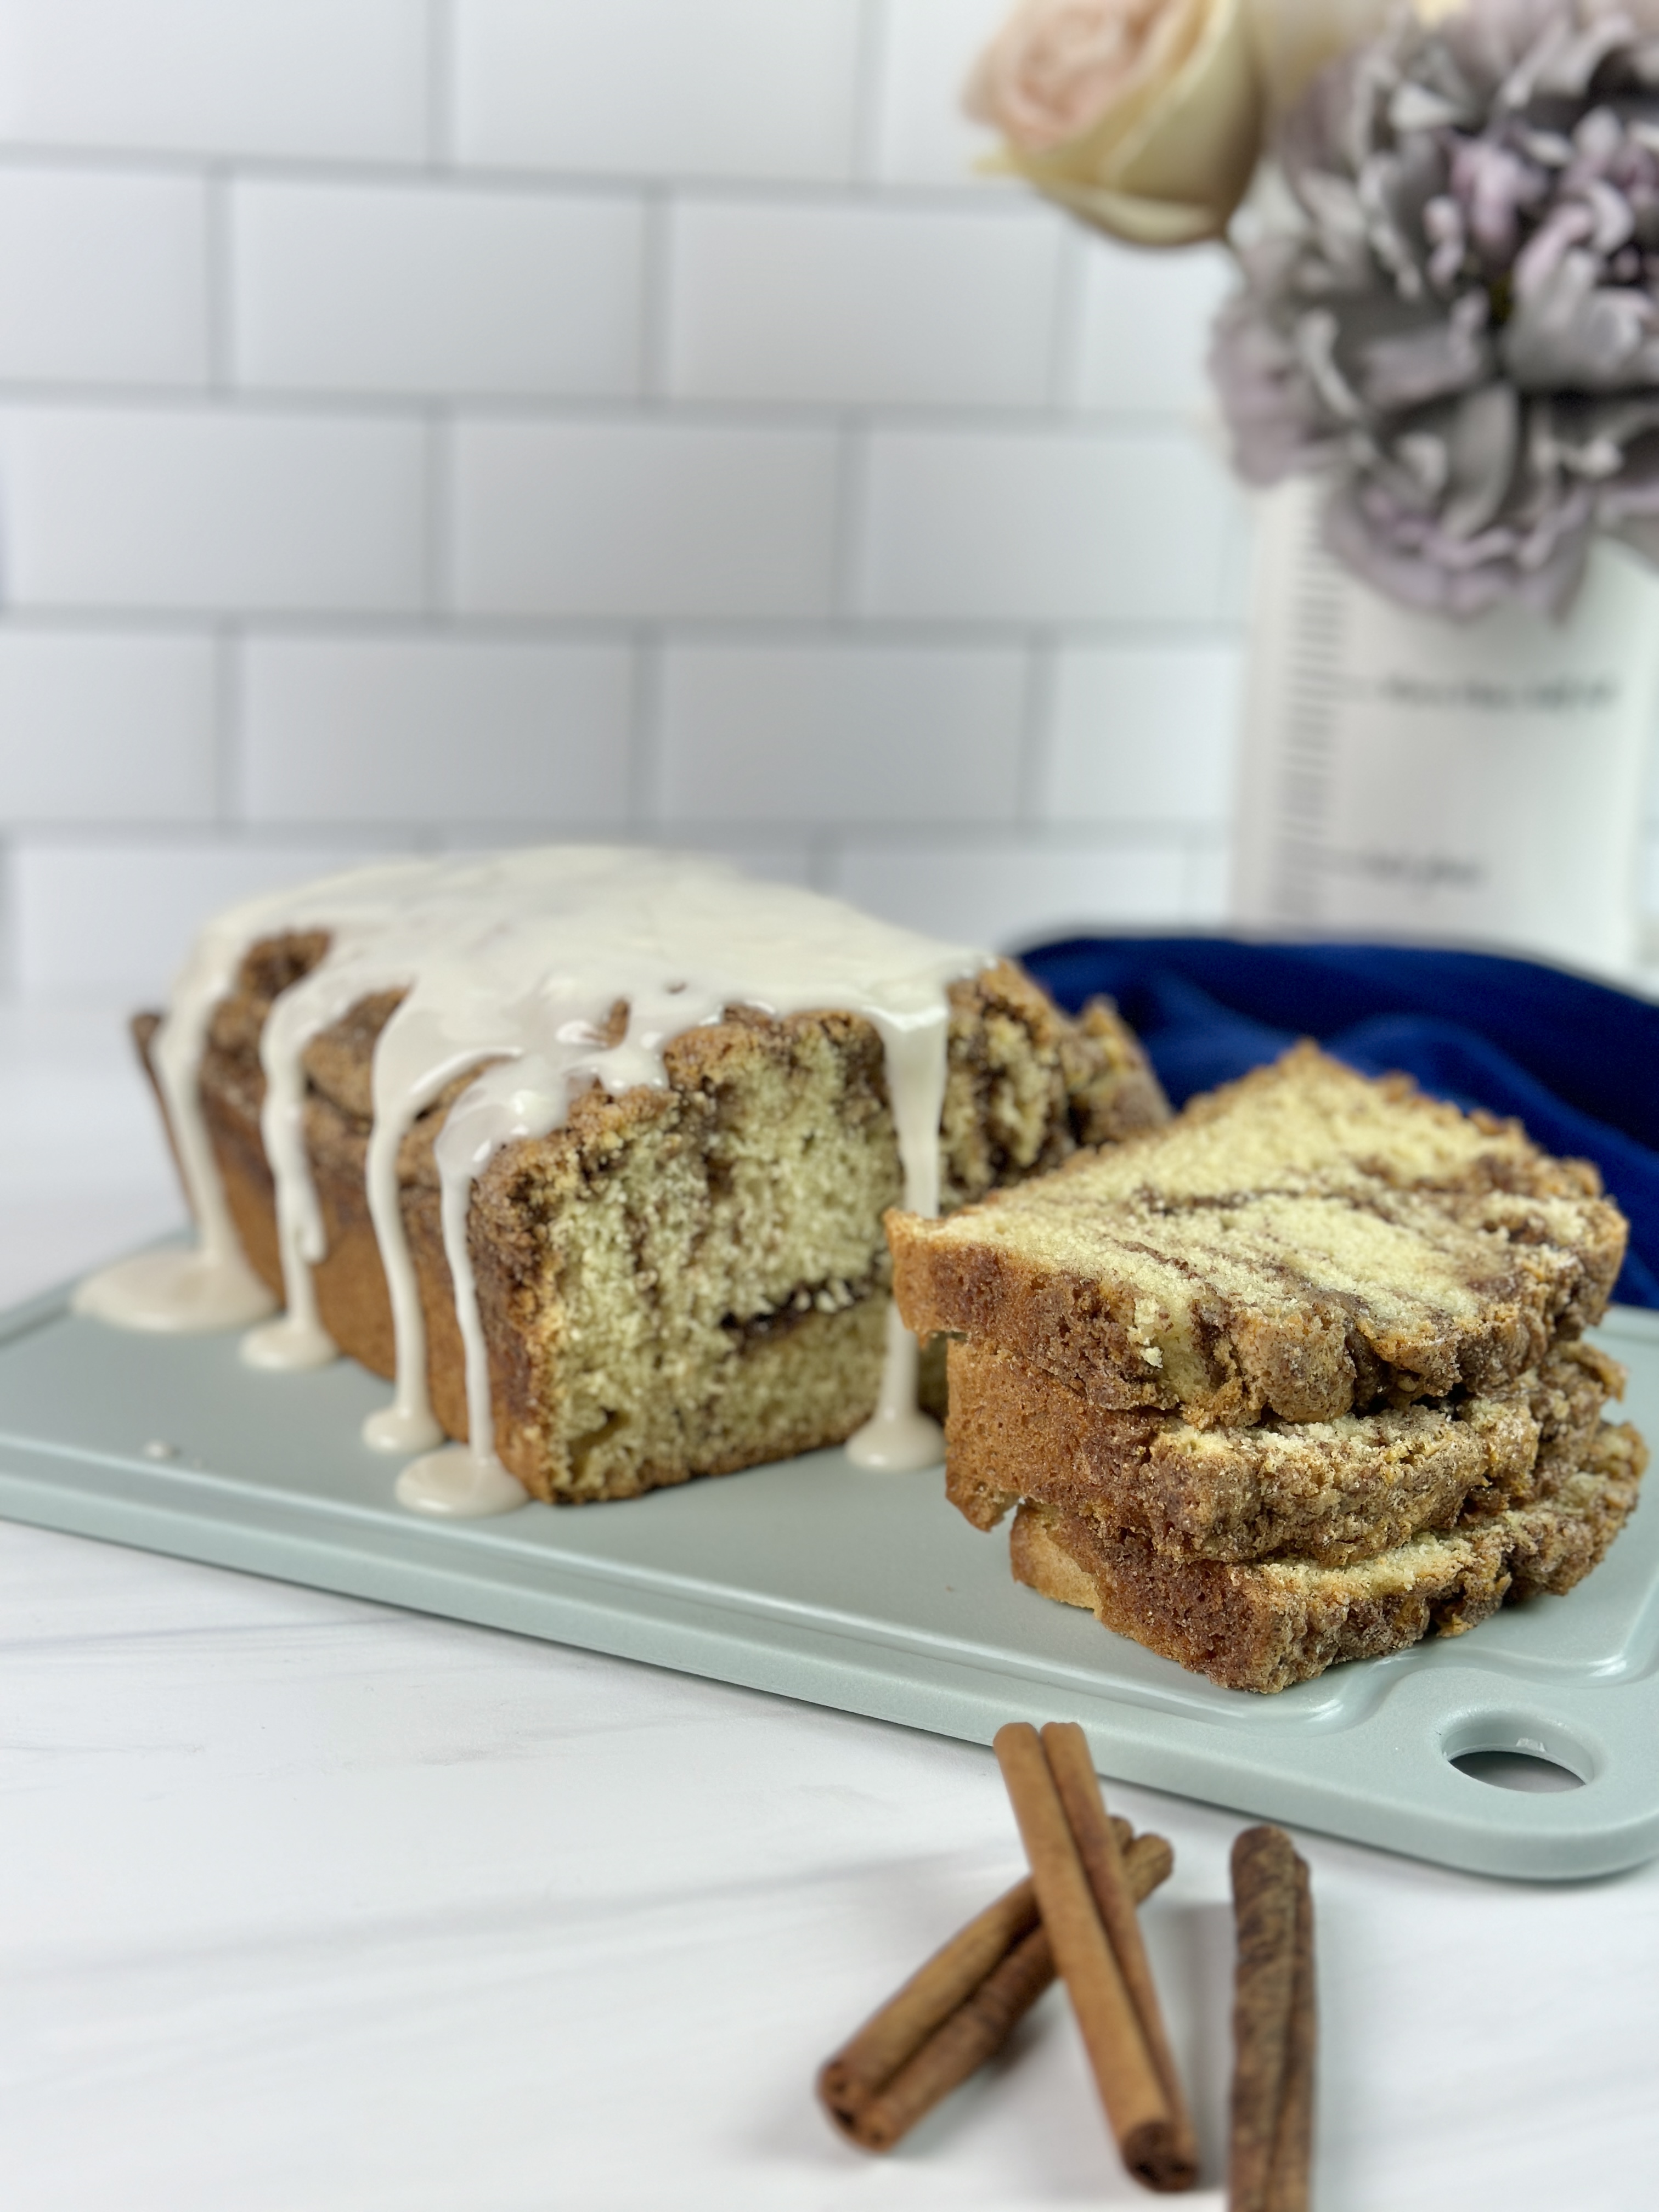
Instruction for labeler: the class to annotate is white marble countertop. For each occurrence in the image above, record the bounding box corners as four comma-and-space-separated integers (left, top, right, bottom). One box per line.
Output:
4, 1006, 1657, 2211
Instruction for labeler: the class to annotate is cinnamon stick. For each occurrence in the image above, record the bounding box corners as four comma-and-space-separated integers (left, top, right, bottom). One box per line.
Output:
1042, 1723, 1199, 2182
821, 1875, 1040, 2125
819, 1824, 1172, 2152
1229, 1825, 1315, 2212
828, 1918, 1054, 2153
1265, 1855, 1314, 2212
996, 1723, 1195, 2192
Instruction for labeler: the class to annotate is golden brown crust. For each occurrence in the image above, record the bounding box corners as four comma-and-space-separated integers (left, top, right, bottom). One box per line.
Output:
937, 962, 1171, 1209
943, 1336, 1617, 1564
1010, 1421, 1647, 1692
1455, 1338, 1625, 1520
153, 942, 1168, 1503
891, 1044, 1628, 1427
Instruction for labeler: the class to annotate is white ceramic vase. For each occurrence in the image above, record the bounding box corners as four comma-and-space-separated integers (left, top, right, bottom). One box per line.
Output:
1231, 480, 1659, 980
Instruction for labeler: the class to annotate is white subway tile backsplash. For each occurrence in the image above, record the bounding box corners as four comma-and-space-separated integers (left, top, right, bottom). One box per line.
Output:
1184, 834, 1230, 924
233, 182, 645, 400
0, 6, 1259, 1000
1216, 489, 1258, 625
0, 168, 208, 388
0, 0, 427, 162
452, 419, 839, 619
239, 636, 632, 823
871, 0, 1014, 187
0, 406, 427, 613
0, 1003, 183, 1209
1040, 642, 1240, 827
453, 0, 863, 182
667, 200, 1060, 409
1640, 823, 1659, 923
656, 641, 1024, 823
857, 426, 1239, 622
652, 834, 815, 888
1068, 241, 1234, 416
832, 836, 1190, 948
9, 836, 401, 998
0, 631, 216, 821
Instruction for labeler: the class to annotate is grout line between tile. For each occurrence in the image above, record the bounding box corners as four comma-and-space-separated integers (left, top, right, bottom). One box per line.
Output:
0, 141, 1019, 205
0, 373, 1210, 436
0, 604, 1246, 648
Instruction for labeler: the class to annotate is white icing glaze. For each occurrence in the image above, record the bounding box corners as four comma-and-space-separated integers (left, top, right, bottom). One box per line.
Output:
241, 968, 346, 1370
844, 1304, 944, 1473
73, 1244, 275, 1334
77, 848, 983, 1503
395, 1444, 533, 1519
72, 881, 296, 1334
843, 1008, 949, 1472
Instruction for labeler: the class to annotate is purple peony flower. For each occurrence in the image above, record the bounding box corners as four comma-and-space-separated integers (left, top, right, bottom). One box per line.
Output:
1211, 0, 1659, 614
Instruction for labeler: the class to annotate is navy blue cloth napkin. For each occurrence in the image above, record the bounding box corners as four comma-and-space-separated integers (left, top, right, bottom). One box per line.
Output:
1017, 937, 1659, 1311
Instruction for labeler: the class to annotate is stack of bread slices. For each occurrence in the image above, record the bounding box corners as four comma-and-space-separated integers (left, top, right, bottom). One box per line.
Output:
889, 1045, 1648, 1692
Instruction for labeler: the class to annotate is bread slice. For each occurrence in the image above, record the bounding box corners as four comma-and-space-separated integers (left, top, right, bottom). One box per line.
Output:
1010, 1421, 1647, 1692
945, 1336, 1624, 1564
890, 1045, 1627, 1426
157, 949, 1166, 1503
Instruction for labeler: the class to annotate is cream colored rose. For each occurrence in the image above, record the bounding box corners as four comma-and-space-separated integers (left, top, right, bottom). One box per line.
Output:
964, 0, 1448, 249
964, 0, 1264, 246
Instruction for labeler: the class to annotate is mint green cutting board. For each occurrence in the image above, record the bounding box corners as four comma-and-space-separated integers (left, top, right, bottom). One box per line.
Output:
2, 1266, 1655, 1880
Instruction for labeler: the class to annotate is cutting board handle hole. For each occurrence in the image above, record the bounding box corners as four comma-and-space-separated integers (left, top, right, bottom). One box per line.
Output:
1450, 1748, 1583, 1794
1443, 1714, 1590, 1793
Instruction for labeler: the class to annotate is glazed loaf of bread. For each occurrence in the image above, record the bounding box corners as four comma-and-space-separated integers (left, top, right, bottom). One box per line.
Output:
145, 942, 1166, 1503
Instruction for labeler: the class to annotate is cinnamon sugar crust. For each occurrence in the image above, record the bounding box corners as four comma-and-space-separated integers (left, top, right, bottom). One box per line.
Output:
944, 1336, 1622, 1565
148, 944, 1167, 1503
890, 1044, 1628, 1426
1010, 1421, 1647, 1692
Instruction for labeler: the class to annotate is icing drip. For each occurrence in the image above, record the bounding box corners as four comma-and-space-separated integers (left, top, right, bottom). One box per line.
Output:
847, 1305, 937, 1472
76, 856, 430, 1341
358, 1017, 454, 1455
77, 849, 984, 1501
844, 1009, 950, 1472
395, 1445, 531, 1518
74, 890, 285, 1333
242, 963, 351, 1371
394, 1130, 531, 1518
